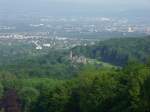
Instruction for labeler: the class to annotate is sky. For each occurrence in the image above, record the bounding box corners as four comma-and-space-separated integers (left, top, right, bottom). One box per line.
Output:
0, 0, 150, 17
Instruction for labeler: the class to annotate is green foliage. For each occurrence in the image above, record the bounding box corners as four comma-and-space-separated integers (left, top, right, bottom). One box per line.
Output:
0, 61, 150, 112
0, 49, 79, 79
0, 83, 3, 98
72, 36, 150, 66
19, 87, 39, 112
0, 36, 150, 112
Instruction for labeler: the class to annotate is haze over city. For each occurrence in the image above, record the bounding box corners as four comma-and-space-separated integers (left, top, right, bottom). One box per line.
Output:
0, 0, 150, 17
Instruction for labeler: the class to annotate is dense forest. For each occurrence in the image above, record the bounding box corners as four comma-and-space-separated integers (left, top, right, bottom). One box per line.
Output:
0, 50, 79, 79
72, 36, 150, 66
0, 61, 150, 112
0, 36, 150, 112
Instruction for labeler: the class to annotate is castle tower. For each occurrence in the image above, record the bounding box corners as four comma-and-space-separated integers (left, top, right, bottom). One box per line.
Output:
70, 51, 73, 59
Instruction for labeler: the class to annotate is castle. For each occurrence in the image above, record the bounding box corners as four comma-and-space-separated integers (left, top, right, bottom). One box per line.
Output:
69, 51, 87, 64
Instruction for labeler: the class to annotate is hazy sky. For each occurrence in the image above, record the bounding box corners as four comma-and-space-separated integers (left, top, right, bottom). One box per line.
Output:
0, 0, 150, 17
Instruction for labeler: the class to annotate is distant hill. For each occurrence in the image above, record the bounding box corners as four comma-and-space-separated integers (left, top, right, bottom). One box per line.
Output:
72, 36, 150, 66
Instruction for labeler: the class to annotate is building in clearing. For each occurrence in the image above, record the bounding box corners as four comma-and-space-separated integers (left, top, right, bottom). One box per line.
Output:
69, 51, 87, 64
36, 46, 42, 50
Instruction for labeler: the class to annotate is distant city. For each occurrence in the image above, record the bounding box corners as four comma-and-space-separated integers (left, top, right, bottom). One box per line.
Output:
0, 16, 150, 50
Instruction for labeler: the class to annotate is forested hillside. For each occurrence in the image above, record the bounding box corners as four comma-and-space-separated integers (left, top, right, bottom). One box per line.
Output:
72, 36, 150, 66
1, 36, 150, 79
0, 36, 150, 112
0, 49, 81, 79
